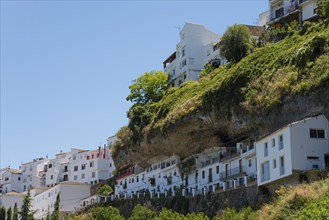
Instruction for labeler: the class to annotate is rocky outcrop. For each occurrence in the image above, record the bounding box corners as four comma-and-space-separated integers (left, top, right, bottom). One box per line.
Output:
113, 84, 329, 168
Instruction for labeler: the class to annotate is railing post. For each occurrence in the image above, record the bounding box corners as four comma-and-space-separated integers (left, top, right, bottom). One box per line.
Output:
223, 182, 226, 191
244, 176, 248, 187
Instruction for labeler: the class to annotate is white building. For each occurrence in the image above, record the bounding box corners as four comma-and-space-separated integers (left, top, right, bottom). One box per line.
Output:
163, 23, 222, 87
107, 135, 118, 148
69, 147, 115, 185
21, 158, 49, 192
259, 10, 270, 27
268, 0, 319, 26
256, 114, 329, 186
0, 169, 22, 194
0, 182, 91, 219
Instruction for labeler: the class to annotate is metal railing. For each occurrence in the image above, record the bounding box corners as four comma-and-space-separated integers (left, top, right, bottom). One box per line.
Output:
220, 166, 246, 179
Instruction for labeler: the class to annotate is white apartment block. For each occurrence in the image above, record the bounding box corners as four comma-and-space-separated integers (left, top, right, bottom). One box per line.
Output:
107, 135, 118, 147
163, 23, 223, 87
268, 0, 319, 25
69, 147, 115, 185
0, 182, 91, 220
257, 114, 329, 186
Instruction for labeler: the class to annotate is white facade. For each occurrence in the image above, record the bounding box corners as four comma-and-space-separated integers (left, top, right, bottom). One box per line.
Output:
21, 158, 49, 192
259, 10, 270, 27
300, 0, 318, 21
1, 169, 22, 193
69, 147, 115, 185
107, 135, 118, 147
163, 23, 222, 87
256, 114, 329, 186
0, 182, 91, 219
268, 0, 319, 25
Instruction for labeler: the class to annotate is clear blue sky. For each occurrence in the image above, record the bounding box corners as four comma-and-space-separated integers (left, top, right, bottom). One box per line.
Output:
0, 1, 268, 169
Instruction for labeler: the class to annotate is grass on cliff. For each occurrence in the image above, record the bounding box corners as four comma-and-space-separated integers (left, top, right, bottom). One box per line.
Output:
112, 21, 329, 156
214, 177, 329, 220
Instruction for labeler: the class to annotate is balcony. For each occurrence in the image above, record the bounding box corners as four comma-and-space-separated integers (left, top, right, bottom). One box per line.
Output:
219, 148, 240, 163
220, 166, 246, 180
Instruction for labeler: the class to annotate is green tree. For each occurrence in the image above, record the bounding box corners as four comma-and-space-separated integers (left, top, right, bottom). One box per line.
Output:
88, 207, 124, 220
0, 206, 7, 219
185, 212, 210, 220
126, 71, 168, 105
128, 204, 157, 220
154, 208, 185, 220
52, 193, 60, 220
97, 185, 113, 196
20, 190, 33, 220
46, 212, 51, 220
220, 24, 252, 63
317, 0, 329, 18
13, 203, 18, 220
7, 207, 12, 220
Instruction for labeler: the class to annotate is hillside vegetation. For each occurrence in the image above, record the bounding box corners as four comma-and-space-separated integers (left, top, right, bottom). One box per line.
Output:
113, 21, 329, 160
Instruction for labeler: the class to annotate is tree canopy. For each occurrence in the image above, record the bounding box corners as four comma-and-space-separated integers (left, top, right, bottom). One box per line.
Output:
126, 71, 168, 105
220, 24, 252, 63
20, 190, 33, 220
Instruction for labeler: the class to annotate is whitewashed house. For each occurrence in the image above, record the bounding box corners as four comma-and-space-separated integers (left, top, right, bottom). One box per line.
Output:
44, 151, 71, 187
163, 23, 222, 87
21, 158, 49, 192
69, 147, 115, 185
256, 114, 329, 186
1, 169, 22, 193
268, 0, 319, 26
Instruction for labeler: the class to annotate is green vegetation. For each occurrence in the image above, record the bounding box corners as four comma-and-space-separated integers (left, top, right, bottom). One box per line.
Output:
0, 206, 6, 219
52, 193, 60, 220
317, 0, 329, 19
113, 21, 329, 155
128, 204, 157, 220
20, 190, 34, 220
220, 24, 252, 63
97, 185, 113, 196
126, 71, 168, 105
13, 203, 18, 220
7, 207, 12, 220
88, 207, 125, 220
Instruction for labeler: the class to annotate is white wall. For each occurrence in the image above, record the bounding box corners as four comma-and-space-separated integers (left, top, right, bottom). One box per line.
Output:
290, 115, 329, 170
301, 0, 318, 21
256, 127, 293, 186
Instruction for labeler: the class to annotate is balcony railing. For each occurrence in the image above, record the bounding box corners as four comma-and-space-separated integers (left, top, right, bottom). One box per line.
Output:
219, 149, 240, 162
220, 166, 246, 179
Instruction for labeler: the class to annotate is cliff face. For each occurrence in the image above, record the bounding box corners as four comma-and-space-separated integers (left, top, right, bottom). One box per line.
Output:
113, 23, 329, 169
113, 85, 329, 168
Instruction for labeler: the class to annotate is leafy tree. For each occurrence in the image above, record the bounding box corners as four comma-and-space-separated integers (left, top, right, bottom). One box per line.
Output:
128, 204, 157, 220
0, 206, 7, 219
20, 190, 33, 220
126, 71, 168, 105
13, 203, 18, 220
317, 0, 329, 19
46, 212, 51, 220
154, 208, 185, 220
220, 24, 252, 63
98, 185, 113, 196
52, 193, 60, 220
7, 207, 12, 220
185, 212, 210, 220
88, 207, 124, 220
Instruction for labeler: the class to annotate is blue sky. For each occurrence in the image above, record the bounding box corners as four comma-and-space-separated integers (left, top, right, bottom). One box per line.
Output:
0, 1, 268, 168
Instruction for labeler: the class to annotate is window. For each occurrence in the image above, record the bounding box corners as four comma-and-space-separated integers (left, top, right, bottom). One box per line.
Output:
264, 142, 268, 157
48, 164, 52, 168
273, 159, 277, 169
158, 173, 161, 178
136, 176, 139, 182
261, 161, 270, 182
181, 59, 186, 67
4, 177, 9, 181
51, 175, 53, 180
74, 166, 78, 172
202, 170, 205, 179
183, 74, 187, 80
216, 165, 219, 174
182, 47, 185, 57
81, 174, 85, 179
248, 159, 252, 167
279, 135, 284, 150
307, 156, 319, 160
109, 163, 112, 168
18, 177, 21, 181
275, 7, 284, 18
92, 172, 96, 178
81, 164, 86, 170
280, 156, 285, 175
310, 129, 325, 139
90, 161, 94, 167
74, 175, 77, 180
272, 138, 276, 147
